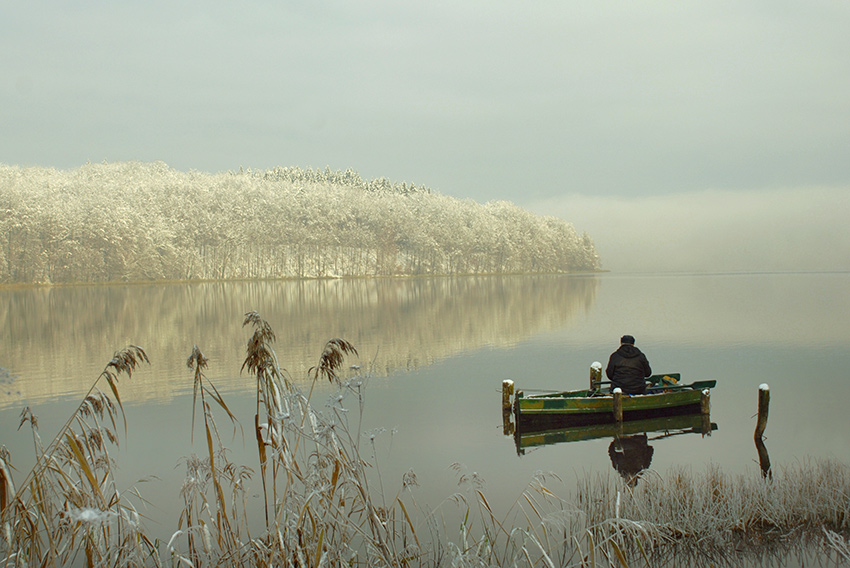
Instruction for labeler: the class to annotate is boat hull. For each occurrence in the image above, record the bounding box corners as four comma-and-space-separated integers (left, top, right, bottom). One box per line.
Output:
514, 388, 705, 429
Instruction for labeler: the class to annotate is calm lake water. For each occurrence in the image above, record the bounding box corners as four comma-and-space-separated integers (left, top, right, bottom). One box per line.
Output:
2, 272, 849, 544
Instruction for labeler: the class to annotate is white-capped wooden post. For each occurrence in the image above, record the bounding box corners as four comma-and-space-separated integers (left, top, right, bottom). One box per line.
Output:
754, 384, 771, 478
612, 388, 623, 422
700, 389, 710, 415
590, 361, 602, 391
502, 379, 514, 411
754, 384, 770, 440
501, 379, 516, 436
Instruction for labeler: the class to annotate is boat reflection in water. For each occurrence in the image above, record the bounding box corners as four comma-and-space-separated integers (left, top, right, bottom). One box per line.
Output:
507, 413, 717, 486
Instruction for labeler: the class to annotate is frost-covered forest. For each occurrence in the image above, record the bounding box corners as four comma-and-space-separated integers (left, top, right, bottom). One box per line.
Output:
0, 161, 599, 284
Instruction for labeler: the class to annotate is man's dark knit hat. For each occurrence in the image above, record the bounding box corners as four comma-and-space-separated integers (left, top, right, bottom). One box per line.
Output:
620, 335, 636, 345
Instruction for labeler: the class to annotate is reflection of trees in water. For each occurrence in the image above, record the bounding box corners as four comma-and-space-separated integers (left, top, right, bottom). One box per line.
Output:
0, 275, 599, 407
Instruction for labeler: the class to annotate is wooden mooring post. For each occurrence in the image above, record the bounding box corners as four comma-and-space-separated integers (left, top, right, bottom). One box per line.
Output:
590, 362, 602, 391
612, 388, 623, 422
501, 379, 516, 436
754, 383, 772, 479
502, 379, 514, 411
754, 383, 770, 440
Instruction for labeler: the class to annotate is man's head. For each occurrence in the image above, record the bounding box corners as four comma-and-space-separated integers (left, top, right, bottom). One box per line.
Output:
620, 335, 636, 345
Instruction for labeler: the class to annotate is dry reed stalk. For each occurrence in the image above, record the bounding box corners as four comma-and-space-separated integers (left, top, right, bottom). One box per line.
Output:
169, 345, 248, 566
238, 312, 402, 565
823, 528, 850, 562
0, 346, 157, 567
241, 310, 290, 531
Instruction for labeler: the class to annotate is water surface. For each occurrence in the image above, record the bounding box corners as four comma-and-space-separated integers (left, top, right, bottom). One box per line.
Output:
1, 272, 848, 543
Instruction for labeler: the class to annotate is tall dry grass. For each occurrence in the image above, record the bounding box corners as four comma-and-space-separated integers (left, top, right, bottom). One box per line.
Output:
0, 346, 158, 567
2, 313, 849, 567
573, 460, 850, 567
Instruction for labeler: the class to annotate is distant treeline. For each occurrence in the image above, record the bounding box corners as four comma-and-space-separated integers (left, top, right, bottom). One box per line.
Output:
0, 161, 599, 284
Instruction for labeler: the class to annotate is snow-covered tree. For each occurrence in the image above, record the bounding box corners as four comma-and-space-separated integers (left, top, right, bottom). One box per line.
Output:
0, 162, 600, 284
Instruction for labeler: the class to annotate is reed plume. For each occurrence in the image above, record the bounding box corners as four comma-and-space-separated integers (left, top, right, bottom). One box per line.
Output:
310, 338, 358, 384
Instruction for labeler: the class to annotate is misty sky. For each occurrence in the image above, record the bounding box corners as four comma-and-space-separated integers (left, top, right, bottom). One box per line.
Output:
3, 1, 849, 272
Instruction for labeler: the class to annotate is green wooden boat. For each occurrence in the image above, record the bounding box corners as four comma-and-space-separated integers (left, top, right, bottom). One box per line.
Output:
510, 372, 715, 430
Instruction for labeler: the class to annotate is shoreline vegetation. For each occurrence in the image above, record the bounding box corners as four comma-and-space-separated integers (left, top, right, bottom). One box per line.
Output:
0, 269, 607, 292
0, 161, 600, 285
1, 314, 848, 567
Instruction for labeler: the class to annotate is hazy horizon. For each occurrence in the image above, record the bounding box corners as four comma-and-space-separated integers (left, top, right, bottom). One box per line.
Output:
529, 186, 850, 274
3, 2, 848, 274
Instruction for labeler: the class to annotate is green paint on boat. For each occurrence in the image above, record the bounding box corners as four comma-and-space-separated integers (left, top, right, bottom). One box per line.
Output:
517, 388, 703, 416
511, 373, 716, 429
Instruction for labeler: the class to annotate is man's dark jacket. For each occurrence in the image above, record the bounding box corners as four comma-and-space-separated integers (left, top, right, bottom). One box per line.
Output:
605, 344, 652, 394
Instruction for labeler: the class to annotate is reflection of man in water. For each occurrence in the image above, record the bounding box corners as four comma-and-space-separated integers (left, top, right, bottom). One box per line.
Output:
608, 434, 654, 487
606, 334, 652, 395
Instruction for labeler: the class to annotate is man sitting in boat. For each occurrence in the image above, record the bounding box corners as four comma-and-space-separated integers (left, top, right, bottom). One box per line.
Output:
605, 335, 652, 395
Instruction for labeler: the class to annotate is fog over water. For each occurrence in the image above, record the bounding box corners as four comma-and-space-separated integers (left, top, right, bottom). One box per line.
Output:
530, 187, 850, 274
